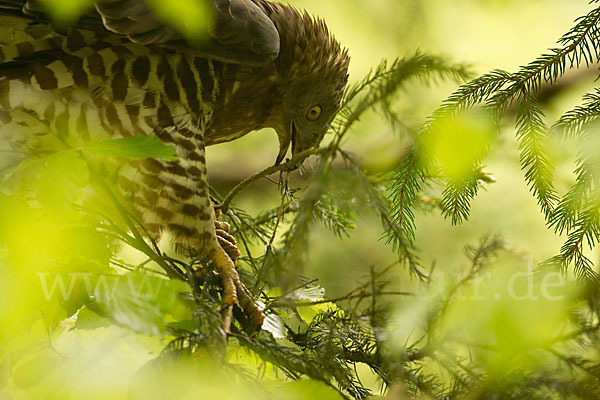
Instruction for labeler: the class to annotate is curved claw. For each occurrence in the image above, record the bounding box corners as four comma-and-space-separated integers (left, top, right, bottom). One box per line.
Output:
214, 220, 231, 232
215, 219, 240, 263
216, 233, 240, 263
210, 227, 263, 334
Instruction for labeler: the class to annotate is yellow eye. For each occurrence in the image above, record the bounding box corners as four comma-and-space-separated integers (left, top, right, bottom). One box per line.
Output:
306, 105, 322, 121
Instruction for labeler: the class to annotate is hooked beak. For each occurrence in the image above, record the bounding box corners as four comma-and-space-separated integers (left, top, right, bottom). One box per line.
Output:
275, 122, 297, 165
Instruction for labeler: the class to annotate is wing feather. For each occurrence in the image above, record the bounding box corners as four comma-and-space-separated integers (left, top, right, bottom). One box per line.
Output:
0, 0, 280, 65
96, 0, 280, 65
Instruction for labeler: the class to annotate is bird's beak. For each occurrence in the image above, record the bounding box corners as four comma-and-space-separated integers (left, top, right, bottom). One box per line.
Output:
275, 134, 289, 166
275, 122, 296, 165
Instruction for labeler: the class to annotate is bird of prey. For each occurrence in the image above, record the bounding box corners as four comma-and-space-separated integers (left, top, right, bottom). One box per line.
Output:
0, 0, 350, 330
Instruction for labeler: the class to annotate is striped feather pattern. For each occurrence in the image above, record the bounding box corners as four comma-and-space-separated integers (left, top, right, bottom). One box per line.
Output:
0, 0, 351, 262
0, 19, 225, 253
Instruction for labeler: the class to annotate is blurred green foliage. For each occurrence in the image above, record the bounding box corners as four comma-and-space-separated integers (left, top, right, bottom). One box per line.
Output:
37, 0, 93, 24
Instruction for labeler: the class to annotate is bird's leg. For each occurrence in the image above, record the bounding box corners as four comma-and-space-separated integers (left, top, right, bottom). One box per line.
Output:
210, 244, 238, 333
214, 220, 240, 263
210, 243, 264, 334
213, 219, 264, 331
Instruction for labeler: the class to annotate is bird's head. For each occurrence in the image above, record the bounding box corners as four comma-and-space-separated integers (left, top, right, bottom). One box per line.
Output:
274, 69, 348, 165
263, 3, 350, 165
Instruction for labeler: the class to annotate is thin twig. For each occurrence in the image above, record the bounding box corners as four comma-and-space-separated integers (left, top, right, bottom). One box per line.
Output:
233, 202, 298, 236
269, 291, 413, 308
217, 147, 325, 212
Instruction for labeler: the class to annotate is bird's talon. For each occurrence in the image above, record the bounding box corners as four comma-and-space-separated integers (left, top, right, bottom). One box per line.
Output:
215, 228, 236, 245
210, 245, 263, 334
214, 220, 239, 264
214, 220, 231, 232
216, 234, 241, 263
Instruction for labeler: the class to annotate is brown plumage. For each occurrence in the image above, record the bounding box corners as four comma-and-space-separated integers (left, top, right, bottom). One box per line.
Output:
0, 0, 350, 331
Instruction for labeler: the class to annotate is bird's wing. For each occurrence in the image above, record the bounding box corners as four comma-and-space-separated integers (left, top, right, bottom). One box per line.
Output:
202, 0, 280, 65
0, 0, 280, 66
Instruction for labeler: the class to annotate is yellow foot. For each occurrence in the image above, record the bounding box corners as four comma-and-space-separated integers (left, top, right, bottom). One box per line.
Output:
211, 246, 237, 334
214, 220, 240, 263
211, 220, 264, 334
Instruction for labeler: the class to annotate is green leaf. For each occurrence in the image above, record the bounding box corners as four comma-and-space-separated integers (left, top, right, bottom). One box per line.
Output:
1, 151, 90, 207
73, 307, 111, 330
86, 272, 191, 336
82, 135, 177, 161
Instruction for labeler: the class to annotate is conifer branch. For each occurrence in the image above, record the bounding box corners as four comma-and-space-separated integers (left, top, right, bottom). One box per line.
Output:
515, 93, 558, 217
552, 88, 600, 138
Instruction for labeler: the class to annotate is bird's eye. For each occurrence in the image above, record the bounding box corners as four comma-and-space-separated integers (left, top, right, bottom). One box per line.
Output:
306, 105, 322, 121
